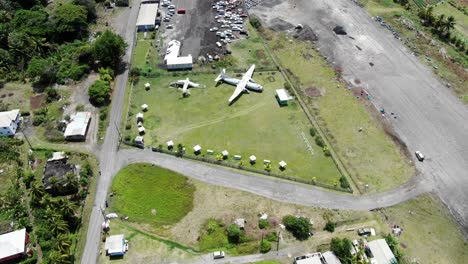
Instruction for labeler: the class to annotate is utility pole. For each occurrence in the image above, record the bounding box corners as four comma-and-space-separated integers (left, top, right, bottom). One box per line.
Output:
277, 231, 281, 255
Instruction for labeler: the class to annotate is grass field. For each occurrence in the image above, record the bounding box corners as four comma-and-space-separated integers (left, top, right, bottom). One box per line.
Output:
125, 72, 341, 184
434, 1, 468, 36
377, 195, 468, 263
230, 23, 275, 70
131, 33, 161, 74
264, 32, 413, 192
110, 163, 195, 227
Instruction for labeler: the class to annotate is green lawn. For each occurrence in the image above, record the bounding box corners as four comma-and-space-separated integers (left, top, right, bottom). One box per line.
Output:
132, 33, 161, 73
125, 72, 341, 184
265, 32, 413, 192
110, 163, 195, 227
434, 1, 468, 37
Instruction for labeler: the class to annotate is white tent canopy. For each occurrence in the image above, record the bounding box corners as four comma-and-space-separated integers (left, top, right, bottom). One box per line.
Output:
138, 127, 145, 133
145, 83, 151, 88
193, 145, 202, 152
249, 155, 256, 162
222, 150, 229, 157
136, 113, 144, 120
279, 160, 287, 168
167, 140, 174, 147
141, 104, 148, 110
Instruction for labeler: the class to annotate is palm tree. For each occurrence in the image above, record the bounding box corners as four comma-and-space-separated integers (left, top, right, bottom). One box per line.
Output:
30, 181, 45, 206
434, 14, 446, 32
445, 16, 456, 34
65, 172, 79, 193
57, 198, 78, 220
48, 250, 70, 264
420, 6, 435, 26
48, 216, 69, 235
54, 234, 72, 254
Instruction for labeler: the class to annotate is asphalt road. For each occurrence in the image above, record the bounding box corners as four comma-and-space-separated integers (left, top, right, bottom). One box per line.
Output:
80, 1, 141, 263
251, 0, 468, 232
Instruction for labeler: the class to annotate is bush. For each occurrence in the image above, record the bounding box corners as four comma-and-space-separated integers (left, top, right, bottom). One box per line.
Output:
309, 127, 316, 137
21, 111, 30, 116
250, 17, 262, 29
323, 146, 331, 156
330, 237, 352, 262
227, 224, 241, 244
260, 240, 271, 253
282, 215, 311, 240
265, 232, 278, 242
88, 79, 110, 106
22, 171, 35, 189
339, 176, 350, 189
258, 219, 270, 229
324, 221, 336, 232
32, 115, 46, 126
315, 136, 325, 148
284, 82, 292, 91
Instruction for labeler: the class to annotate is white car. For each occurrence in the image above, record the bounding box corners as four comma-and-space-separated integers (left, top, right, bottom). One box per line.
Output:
415, 151, 425, 161
166, 24, 174, 29
213, 251, 225, 259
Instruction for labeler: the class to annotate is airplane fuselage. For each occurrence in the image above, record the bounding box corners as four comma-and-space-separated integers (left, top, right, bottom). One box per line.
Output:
222, 77, 263, 92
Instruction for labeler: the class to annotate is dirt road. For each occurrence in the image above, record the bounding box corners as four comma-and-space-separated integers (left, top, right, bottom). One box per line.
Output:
251, 0, 468, 233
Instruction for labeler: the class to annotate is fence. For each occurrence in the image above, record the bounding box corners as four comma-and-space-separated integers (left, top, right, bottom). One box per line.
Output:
149, 146, 353, 193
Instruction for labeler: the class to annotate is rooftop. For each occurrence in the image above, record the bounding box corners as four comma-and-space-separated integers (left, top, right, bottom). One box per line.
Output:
0, 109, 20, 128
47, 151, 67, 162
276, 89, 292, 101
136, 3, 159, 26
0, 228, 26, 260
105, 234, 126, 256
367, 239, 396, 264
167, 55, 193, 65
64, 112, 91, 138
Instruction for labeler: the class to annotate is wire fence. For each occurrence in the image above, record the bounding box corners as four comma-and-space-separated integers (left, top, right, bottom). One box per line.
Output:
126, 144, 353, 193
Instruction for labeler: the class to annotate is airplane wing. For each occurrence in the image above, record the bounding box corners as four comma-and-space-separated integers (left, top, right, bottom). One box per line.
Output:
228, 65, 255, 104
182, 79, 189, 94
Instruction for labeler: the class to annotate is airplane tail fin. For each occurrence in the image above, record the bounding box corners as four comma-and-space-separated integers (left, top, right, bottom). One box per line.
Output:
215, 69, 226, 82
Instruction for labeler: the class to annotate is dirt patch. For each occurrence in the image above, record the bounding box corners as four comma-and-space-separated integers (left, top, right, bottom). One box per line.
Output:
267, 76, 275, 82
269, 17, 294, 31
305, 87, 322, 97
30, 94, 46, 110
293, 25, 318, 41
255, 50, 266, 59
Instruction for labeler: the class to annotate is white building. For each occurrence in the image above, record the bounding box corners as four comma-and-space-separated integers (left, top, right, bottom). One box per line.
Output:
105, 234, 128, 257
0, 109, 20, 137
276, 89, 293, 106
0, 228, 28, 263
367, 239, 397, 264
64, 112, 91, 141
136, 3, 159, 31
294, 252, 326, 264
164, 40, 193, 70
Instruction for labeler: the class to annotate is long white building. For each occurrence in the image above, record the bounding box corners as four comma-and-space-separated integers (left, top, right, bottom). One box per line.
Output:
164, 40, 193, 70
136, 3, 159, 31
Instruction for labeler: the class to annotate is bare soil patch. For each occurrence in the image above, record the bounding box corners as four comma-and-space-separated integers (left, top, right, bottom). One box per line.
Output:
30, 94, 46, 110
293, 26, 318, 41
255, 50, 266, 59
305, 87, 322, 97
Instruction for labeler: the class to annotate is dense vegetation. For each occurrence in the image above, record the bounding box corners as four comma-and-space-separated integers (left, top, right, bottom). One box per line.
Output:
0, 0, 126, 84
282, 215, 311, 240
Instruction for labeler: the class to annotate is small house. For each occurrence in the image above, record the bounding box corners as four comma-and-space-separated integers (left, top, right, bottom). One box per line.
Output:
275, 89, 293, 106
249, 155, 256, 163
0, 228, 29, 263
167, 140, 174, 149
279, 160, 287, 168
64, 112, 91, 141
141, 104, 148, 112
367, 239, 397, 264
136, 113, 144, 122
138, 126, 145, 135
105, 234, 128, 257
145, 83, 151, 90
222, 150, 229, 157
193, 144, 202, 153
135, 136, 144, 146
0, 109, 21, 137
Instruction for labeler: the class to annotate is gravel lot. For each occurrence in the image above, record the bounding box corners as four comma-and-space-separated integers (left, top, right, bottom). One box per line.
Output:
250, 0, 468, 234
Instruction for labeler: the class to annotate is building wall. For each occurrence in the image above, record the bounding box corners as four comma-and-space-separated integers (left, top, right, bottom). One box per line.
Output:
137, 24, 155, 32
167, 63, 193, 70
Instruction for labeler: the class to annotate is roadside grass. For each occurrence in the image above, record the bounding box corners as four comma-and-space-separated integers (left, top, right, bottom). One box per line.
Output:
433, 1, 468, 36
376, 194, 468, 263
98, 220, 197, 264
365, 1, 468, 103
199, 219, 229, 252
109, 163, 195, 227
126, 73, 341, 184
0, 83, 31, 112
97, 105, 109, 143
264, 31, 413, 192
229, 23, 275, 70
132, 33, 161, 74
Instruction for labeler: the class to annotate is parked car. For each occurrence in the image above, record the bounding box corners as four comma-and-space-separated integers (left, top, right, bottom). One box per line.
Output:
415, 151, 425, 161
213, 251, 225, 259
357, 228, 371, 236
165, 24, 174, 29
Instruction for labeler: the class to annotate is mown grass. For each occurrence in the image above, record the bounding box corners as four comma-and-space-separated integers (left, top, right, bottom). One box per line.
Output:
132, 33, 161, 73
110, 163, 195, 227
125, 72, 341, 184
264, 31, 413, 192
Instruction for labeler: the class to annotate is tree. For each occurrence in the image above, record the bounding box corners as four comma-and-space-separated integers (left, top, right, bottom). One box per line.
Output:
30, 181, 45, 206
48, 216, 69, 235
419, 6, 435, 26
258, 219, 269, 229
339, 176, 350, 189
26, 57, 57, 84
52, 4, 88, 41
260, 240, 271, 253
282, 215, 311, 240
54, 234, 72, 253
72, 0, 97, 22
384, 234, 404, 261
444, 16, 456, 35
330, 237, 353, 264
92, 30, 127, 69
250, 17, 262, 29
227, 224, 241, 244
48, 250, 70, 264
324, 221, 336, 232
88, 79, 110, 105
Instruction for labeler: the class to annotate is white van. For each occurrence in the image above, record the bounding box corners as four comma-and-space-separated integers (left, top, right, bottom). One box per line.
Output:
216, 42, 222, 48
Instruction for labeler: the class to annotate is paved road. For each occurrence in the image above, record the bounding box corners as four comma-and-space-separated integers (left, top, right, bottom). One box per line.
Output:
251, 0, 468, 233
80, 1, 141, 263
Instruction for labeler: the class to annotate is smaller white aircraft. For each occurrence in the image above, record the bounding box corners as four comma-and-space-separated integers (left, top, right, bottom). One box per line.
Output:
170, 78, 203, 97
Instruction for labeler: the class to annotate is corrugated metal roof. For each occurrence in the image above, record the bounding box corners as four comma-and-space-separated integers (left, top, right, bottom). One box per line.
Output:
136, 3, 159, 26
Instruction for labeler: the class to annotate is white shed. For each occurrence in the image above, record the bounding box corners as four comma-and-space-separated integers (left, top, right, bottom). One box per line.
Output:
193, 145, 202, 152
135, 136, 144, 144
249, 155, 257, 162
222, 150, 229, 157
136, 113, 144, 121
141, 104, 148, 111
145, 83, 151, 89
167, 140, 174, 148
279, 160, 287, 168
138, 126, 145, 134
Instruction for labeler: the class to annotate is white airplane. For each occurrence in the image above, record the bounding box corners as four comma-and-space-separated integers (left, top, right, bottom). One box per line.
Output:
215, 64, 263, 104
170, 78, 203, 96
